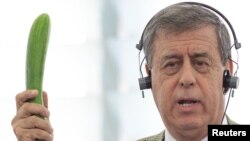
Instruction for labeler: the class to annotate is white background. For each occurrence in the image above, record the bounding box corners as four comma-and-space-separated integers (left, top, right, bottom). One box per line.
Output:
0, 0, 250, 141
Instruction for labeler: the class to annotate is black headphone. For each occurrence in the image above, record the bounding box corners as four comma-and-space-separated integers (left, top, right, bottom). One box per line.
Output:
136, 2, 240, 96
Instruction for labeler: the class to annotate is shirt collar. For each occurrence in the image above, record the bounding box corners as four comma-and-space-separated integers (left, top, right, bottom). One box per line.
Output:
164, 116, 228, 141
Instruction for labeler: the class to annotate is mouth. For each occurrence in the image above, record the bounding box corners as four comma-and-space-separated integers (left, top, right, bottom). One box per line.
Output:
177, 99, 200, 107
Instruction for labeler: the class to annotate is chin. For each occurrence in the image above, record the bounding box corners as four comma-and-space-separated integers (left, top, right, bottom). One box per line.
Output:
175, 116, 205, 129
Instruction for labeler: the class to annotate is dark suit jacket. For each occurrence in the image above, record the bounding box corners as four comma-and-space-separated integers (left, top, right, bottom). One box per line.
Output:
137, 116, 237, 141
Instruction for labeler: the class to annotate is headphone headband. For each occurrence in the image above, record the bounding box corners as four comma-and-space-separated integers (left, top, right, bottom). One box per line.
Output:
136, 2, 241, 51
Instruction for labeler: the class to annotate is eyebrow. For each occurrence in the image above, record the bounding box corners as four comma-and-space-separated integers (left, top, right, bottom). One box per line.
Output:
190, 52, 211, 59
159, 52, 212, 64
161, 53, 182, 61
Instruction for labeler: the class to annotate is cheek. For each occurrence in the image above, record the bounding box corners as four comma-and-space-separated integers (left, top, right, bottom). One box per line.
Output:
211, 72, 223, 95
201, 73, 224, 110
151, 74, 177, 112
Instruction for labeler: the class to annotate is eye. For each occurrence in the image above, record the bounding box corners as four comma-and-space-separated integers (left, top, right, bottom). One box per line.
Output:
196, 61, 206, 66
167, 62, 178, 68
164, 61, 181, 75
193, 59, 209, 72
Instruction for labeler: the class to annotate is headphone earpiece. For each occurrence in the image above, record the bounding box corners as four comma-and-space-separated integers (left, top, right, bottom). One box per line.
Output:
136, 40, 143, 51
138, 70, 152, 90
223, 69, 239, 93
138, 76, 152, 90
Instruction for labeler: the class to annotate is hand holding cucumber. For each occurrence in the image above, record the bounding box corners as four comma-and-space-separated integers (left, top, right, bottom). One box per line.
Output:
12, 13, 53, 141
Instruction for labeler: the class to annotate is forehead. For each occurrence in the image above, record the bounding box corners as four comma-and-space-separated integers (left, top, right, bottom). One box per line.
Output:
152, 25, 220, 56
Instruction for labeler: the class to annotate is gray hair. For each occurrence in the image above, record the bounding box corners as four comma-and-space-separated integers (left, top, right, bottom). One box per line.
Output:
142, 3, 231, 68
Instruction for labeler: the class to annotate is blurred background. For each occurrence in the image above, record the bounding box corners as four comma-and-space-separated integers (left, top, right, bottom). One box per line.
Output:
0, 0, 249, 140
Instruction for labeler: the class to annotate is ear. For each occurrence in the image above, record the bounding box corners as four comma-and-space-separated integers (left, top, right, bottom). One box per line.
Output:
225, 59, 233, 75
145, 64, 151, 76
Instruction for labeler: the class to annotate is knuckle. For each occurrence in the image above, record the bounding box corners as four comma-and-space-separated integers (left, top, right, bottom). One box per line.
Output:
11, 117, 17, 127
19, 103, 29, 114
15, 94, 19, 100
14, 127, 24, 139
15, 90, 26, 100
21, 102, 29, 109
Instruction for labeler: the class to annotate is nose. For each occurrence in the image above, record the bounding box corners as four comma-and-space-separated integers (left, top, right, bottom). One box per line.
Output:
179, 61, 196, 88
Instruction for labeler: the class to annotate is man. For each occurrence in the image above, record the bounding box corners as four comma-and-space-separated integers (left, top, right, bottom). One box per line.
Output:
11, 90, 53, 141
136, 2, 238, 141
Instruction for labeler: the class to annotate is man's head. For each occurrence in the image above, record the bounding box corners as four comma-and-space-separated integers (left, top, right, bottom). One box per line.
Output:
142, 3, 234, 140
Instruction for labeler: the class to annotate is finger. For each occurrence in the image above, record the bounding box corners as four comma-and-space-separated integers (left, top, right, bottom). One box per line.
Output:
16, 103, 50, 119
11, 104, 50, 131
14, 127, 53, 141
16, 90, 38, 110
42, 91, 48, 108
13, 115, 53, 134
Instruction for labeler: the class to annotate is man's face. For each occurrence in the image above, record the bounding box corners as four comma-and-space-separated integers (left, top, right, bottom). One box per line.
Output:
150, 26, 229, 133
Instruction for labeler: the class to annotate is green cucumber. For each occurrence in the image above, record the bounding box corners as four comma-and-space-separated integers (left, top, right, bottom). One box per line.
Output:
26, 13, 50, 105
